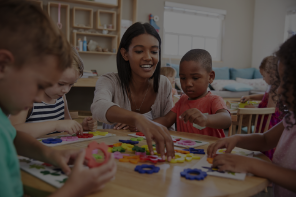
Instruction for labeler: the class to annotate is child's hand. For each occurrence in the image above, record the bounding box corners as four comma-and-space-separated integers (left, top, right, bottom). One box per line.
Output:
180, 108, 208, 127
241, 96, 250, 103
113, 123, 129, 130
82, 117, 97, 131
207, 136, 240, 158
212, 154, 254, 173
63, 150, 117, 196
56, 120, 83, 135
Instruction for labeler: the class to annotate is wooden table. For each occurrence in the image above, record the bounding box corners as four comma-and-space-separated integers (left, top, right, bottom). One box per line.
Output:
21, 130, 270, 197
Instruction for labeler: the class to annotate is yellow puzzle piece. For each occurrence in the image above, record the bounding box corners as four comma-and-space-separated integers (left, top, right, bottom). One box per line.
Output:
89, 131, 108, 136
121, 143, 134, 152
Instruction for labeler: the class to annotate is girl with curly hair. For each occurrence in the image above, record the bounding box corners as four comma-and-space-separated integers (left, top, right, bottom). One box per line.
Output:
207, 35, 296, 196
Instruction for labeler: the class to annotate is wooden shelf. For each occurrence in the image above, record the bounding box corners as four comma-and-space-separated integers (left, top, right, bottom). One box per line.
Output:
72, 7, 93, 29
96, 10, 117, 31
79, 51, 116, 55
50, 0, 118, 8
74, 77, 98, 87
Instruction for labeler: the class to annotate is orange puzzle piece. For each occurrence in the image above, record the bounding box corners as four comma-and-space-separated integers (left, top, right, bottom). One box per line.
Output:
207, 158, 214, 164
113, 142, 122, 147
175, 150, 190, 154
119, 155, 140, 164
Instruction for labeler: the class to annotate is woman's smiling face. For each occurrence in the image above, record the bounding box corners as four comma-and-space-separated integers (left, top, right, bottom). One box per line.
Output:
120, 33, 159, 79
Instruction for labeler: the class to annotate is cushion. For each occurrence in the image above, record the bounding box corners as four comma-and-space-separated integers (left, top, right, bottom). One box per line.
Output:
236, 77, 268, 92
211, 80, 237, 91
212, 67, 230, 80
166, 63, 179, 77
229, 68, 255, 80
253, 68, 263, 79
223, 83, 254, 92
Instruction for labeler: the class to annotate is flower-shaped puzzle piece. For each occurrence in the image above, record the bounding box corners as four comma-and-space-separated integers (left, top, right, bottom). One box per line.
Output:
77, 133, 93, 138
175, 149, 190, 154
180, 168, 207, 180
108, 147, 113, 153
89, 131, 108, 136
207, 158, 213, 164
42, 138, 62, 144
30, 164, 45, 169
113, 142, 122, 147
135, 164, 160, 174
119, 155, 140, 164
119, 140, 139, 145
202, 166, 225, 173
183, 148, 205, 154
112, 146, 125, 153
136, 132, 145, 136
170, 153, 186, 163
139, 155, 166, 164
85, 141, 110, 168
121, 143, 134, 152
113, 152, 130, 159
132, 146, 146, 152
60, 136, 79, 141
177, 140, 196, 146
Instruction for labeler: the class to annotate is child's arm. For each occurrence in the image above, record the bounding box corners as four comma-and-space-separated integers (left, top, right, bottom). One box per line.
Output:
207, 121, 284, 157
180, 109, 231, 129
241, 94, 264, 103
14, 131, 117, 197
153, 111, 177, 128
63, 95, 97, 131
267, 90, 277, 108
9, 109, 83, 138
212, 153, 296, 193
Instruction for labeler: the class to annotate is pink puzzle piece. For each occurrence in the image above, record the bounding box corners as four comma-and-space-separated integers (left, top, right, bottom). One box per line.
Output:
113, 152, 130, 159
61, 136, 79, 141
177, 140, 196, 146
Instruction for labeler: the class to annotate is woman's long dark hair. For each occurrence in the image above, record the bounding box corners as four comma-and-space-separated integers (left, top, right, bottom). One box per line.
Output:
274, 34, 296, 129
116, 22, 161, 97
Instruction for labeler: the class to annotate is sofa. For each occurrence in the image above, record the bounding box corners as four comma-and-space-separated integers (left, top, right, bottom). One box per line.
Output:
166, 63, 267, 98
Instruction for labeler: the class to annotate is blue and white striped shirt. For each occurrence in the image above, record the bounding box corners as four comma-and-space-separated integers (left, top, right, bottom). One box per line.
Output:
26, 97, 65, 123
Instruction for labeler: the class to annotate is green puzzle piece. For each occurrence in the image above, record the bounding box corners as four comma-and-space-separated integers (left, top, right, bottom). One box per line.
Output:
112, 146, 125, 153
228, 172, 236, 175
93, 154, 103, 160
40, 171, 60, 176
57, 178, 68, 184
40, 171, 51, 175
130, 137, 144, 142
132, 146, 145, 153
30, 164, 45, 170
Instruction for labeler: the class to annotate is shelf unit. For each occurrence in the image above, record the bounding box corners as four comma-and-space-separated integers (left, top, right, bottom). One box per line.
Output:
73, 32, 117, 55
47, 2, 70, 41
72, 7, 93, 29
96, 10, 117, 31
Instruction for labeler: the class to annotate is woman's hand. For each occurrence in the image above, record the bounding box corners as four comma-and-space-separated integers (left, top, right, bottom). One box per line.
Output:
82, 117, 98, 131
207, 135, 241, 158
134, 114, 174, 161
240, 96, 250, 103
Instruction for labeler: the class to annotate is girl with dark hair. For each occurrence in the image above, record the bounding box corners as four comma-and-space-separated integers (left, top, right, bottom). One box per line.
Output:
207, 35, 296, 196
91, 22, 175, 160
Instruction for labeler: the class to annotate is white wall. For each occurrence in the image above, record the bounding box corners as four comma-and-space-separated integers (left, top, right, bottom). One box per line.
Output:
137, 0, 255, 69
251, 0, 296, 68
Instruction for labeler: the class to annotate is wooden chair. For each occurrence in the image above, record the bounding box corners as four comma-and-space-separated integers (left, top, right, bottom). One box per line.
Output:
229, 108, 276, 136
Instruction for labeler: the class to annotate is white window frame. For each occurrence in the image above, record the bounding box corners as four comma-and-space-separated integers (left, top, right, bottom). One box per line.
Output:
284, 8, 296, 41
163, 2, 226, 61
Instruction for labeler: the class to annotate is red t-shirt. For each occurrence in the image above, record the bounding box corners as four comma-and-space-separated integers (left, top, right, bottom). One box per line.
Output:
171, 92, 228, 138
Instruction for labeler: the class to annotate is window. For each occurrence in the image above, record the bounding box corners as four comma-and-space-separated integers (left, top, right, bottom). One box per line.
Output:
163, 2, 226, 61
284, 8, 296, 41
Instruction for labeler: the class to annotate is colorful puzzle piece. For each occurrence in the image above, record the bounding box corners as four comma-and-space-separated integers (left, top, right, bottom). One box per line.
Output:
93, 154, 103, 160
77, 133, 93, 138
112, 146, 125, 153
113, 152, 130, 159
89, 131, 108, 136
60, 136, 78, 141
183, 148, 205, 154
40, 171, 60, 176
132, 146, 146, 152
42, 138, 62, 144
175, 149, 190, 154
170, 153, 186, 163
121, 143, 134, 152
42, 163, 52, 167
202, 167, 225, 173
119, 155, 140, 164
135, 164, 160, 174
56, 178, 67, 183
139, 155, 166, 164
136, 132, 145, 136
119, 140, 139, 145
180, 169, 207, 180
85, 141, 110, 168
108, 147, 113, 153
177, 140, 196, 146
29, 164, 45, 170
207, 158, 214, 164
113, 142, 122, 147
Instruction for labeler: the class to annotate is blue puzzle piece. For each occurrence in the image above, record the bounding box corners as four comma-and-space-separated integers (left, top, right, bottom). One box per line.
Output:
42, 138, 62, 144
180, 168, 207, 180
183, 148, 205, 154
135, 164, 160, 174
119, 140, 139, 145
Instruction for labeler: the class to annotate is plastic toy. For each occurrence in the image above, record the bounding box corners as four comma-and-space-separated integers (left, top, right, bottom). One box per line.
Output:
170, 153, 186, 163
77, 133, 93, 138
135, 152, 146, 156
183, 148, 205, 154
207, 158, 213, 164
113, 142, 122, 147
136, 132, 145, 136
135, 164, 160, 174
175, 150, 190, 154
139, 155, 166, 164
85, 141, 110, 168
42, 138, 62, 144
89, 131, 108, 136
92, 154, 103, 160
60, 136, 78, 141
119, 140, 139, 145
180, 169, 207, 180
107, 147, 113, 153
177, 140, 196, 146
121, 143, 134, 152
112, 146, 125, 153
130, 137, 144, 141
108, 145, 114, 148
119, 155, 140, 164
202, 167, 225, 173
29, 164, 45, 170
113, 152, 129, 159
132, 146, 146, 152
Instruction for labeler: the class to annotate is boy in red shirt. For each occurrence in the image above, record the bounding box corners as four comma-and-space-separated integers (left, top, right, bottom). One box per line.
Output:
155, 49, 231, 138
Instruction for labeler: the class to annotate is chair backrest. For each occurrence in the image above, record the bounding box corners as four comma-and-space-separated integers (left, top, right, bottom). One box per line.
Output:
236, 108, 276, 134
